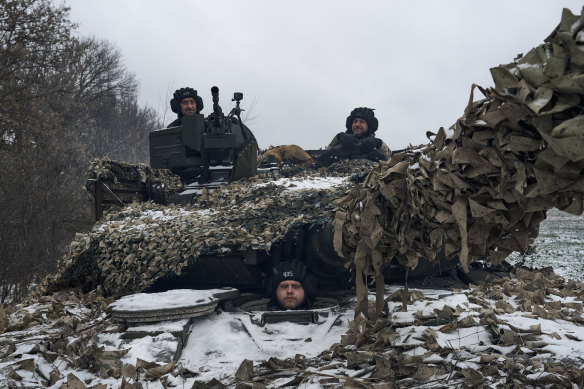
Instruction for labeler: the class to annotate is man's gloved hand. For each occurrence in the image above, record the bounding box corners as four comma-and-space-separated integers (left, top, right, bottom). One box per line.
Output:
314, 148, 339, 168
364, 148, 387, 162
357, 137, 381, 153
338, 133, 356, 149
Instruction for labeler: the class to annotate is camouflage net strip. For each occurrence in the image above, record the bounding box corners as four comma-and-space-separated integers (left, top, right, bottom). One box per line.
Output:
334, 8, 584, 318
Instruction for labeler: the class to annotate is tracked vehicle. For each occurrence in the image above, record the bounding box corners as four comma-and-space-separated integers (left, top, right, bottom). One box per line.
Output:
81, 87, 472, 321
5, 9, 584, 387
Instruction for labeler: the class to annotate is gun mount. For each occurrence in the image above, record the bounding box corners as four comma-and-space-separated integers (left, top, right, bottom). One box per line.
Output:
87, 87, 258, 219
149, 87, 258, 199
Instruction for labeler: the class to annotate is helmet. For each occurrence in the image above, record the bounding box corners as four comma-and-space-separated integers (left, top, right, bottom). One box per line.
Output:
345, 107, 378, 135
170, 87, 204, 116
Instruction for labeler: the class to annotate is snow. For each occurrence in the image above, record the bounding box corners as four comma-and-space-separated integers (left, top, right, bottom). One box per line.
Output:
180, 175, 349, 197
98, 289, 356, 382
179, 305, 353, 382
109, 288, 232, 311
531, 98, 550, 108
126, 318, 191, 334
500, 313, 584, 360
95, 207, 206, 233
122, 333, 179, 365
435, 327, 491, 350
262, 176, 349, 191
517, 62, 542, 70
3, 273, 584, 388
3, 207, 584, 387
508, 208, 584, 282
97, 282, 584, 383
94, 175, 349, 234
2, 130, 15, 144
179, 187, 203, 196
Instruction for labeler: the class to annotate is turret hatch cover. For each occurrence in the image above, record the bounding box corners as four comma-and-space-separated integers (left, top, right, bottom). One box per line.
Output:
108, 288, 239, 323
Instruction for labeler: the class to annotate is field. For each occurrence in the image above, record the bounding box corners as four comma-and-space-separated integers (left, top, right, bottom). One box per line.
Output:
508, 207, 584, 282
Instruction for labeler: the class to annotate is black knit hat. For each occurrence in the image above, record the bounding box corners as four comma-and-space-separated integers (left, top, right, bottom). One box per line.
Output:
268, 261, 316, 310
170, 87, 204, 116
274, 261, 306, 285
345, 107, 378, 135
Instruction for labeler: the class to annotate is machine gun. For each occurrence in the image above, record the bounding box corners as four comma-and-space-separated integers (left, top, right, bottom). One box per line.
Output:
149, 86, 258, 196
88, 87, 258, 219
211, 86, 222, 128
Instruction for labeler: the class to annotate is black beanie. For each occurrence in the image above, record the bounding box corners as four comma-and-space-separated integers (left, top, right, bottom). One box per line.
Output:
345, 107, 378, 135
269, 261, 317, 309
273, 261, 306, 288
170, 87, 204, 117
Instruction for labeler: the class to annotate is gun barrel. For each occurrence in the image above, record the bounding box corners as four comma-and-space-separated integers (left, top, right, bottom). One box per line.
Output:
211, 86, 222, 127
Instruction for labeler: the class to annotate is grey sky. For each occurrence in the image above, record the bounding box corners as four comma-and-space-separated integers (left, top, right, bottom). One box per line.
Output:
67, 1, 582, 151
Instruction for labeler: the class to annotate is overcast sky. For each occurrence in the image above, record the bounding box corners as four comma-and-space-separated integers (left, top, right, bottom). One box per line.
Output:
67, 1, 582, 151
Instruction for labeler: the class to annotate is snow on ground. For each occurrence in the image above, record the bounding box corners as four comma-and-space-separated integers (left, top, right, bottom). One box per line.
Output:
509, 207, 584, 282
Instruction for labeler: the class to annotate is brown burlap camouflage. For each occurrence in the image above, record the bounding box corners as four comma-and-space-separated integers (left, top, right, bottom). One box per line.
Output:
333, 7, 584, 318
3, 8, 584, 389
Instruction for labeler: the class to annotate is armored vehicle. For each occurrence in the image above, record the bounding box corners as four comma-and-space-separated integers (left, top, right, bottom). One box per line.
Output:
80, 86, 474, 317
5, 9, 584, 387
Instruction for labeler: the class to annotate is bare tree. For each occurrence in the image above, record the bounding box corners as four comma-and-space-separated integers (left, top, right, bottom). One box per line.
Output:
0, 0, 161, 302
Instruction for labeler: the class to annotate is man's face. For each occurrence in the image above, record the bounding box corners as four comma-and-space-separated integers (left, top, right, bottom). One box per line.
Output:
180, 97, 197, 116
352, 117, 368, 136
276, 280, 305, 309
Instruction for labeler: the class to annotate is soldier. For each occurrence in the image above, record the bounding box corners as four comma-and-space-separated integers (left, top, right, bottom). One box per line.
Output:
316, 107, 391, 167
268, 261, 316, 310
166, 87, 204, 127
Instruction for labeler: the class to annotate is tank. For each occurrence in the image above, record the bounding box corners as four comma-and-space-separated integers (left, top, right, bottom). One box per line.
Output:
8, 9, 584, 387
76, 87, 481, 303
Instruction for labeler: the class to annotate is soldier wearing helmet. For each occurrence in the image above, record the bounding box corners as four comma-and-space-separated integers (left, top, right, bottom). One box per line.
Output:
166, 87, 205, 128
326, 107, 391, 160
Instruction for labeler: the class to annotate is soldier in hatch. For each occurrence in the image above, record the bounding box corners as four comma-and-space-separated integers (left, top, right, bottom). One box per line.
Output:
166, 87, 204, 127
316, 107, 391, 167
268, 261, 317, 311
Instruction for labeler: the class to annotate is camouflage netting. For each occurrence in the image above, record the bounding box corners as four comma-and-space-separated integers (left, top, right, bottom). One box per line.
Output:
41, 163, 368, 298
4, 9, 584, 389
243, 268, 584, 388
84, 158, 183, 201
333, 8, 584, 317
3, 267, 584, 388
